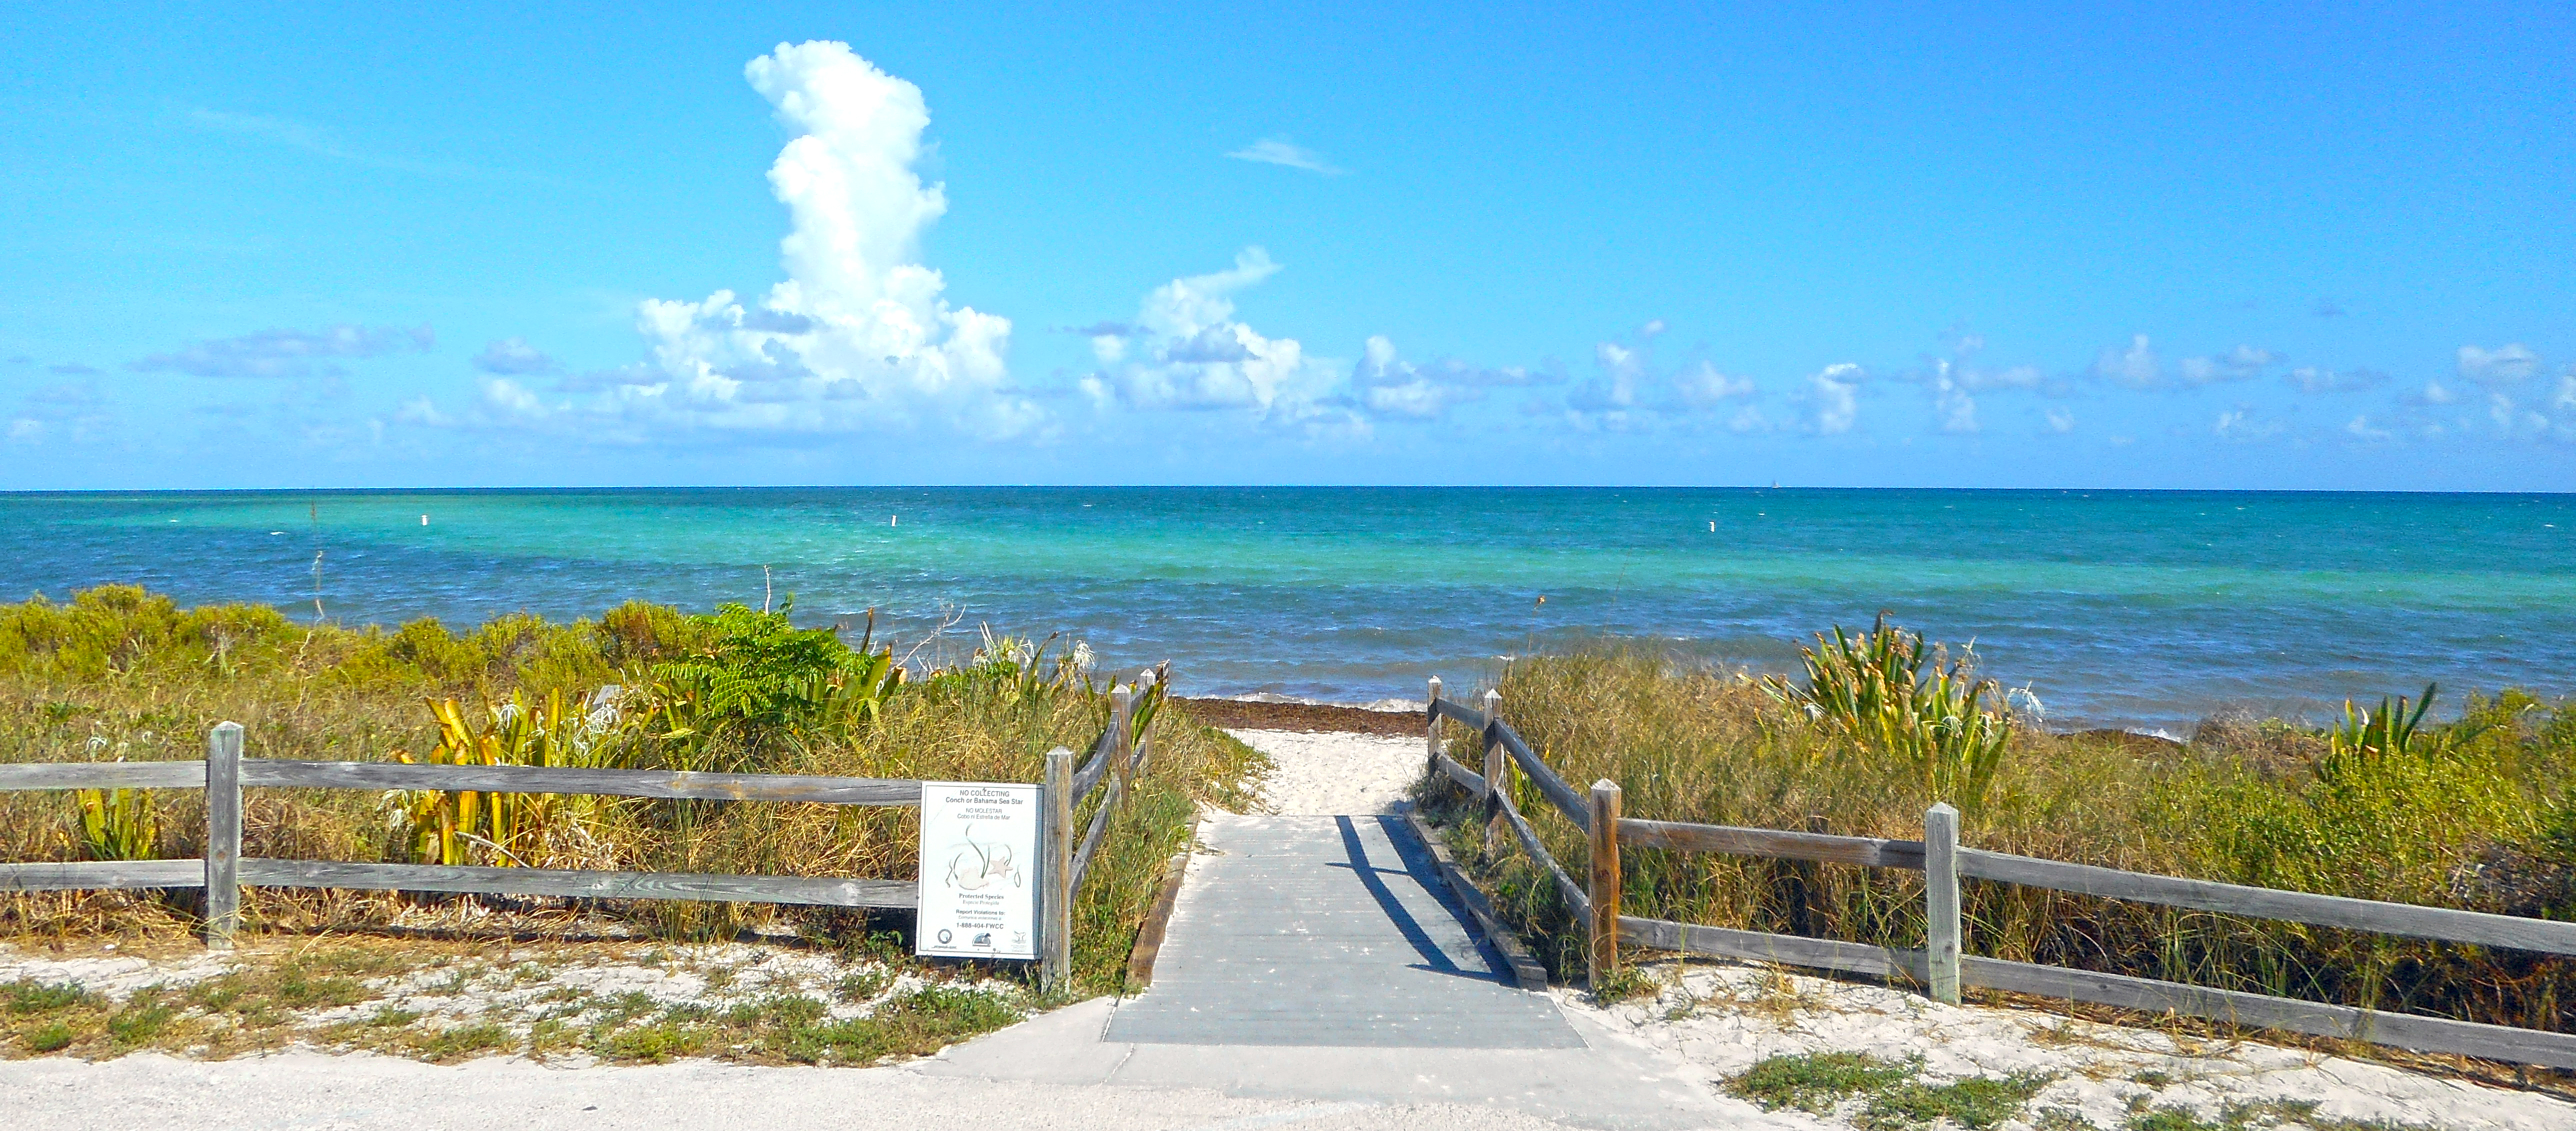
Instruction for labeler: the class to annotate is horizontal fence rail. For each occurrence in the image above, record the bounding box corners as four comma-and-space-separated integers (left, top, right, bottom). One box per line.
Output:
247, 760, 924, 806
240, 860, 918, 908
0, 859, 208, 892
1424, 686, 2576, 1071
1621, 818, 1926, 870
0, 762, 210, 791
1956, 847, 2576, 956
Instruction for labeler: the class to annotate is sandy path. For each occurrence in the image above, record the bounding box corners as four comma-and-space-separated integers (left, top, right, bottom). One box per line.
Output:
0, 1050, 1575, 1130
1226, 728, 1425, 815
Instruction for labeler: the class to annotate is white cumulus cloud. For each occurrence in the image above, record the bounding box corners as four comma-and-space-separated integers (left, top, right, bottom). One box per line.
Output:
1671, 360, 1756, 408
2090, 334, 2160, 388
442, 42, 1038, 444
1080, 248, 1354, 434
1349, 336, 1542, 420
2178, 344, 2280, 386
1801, 364, 1862, 434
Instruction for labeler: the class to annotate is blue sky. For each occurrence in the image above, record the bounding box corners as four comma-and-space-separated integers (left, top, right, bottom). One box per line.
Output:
3, 4, 2570, 490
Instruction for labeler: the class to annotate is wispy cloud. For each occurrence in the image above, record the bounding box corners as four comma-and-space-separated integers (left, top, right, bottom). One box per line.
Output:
472, 338, 562, 376
1226, 136, 1346, 176
182, 106, 550, 184
131, 324, 433, 379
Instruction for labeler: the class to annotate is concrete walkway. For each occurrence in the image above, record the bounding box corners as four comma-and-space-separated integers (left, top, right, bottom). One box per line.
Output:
916, 809, 1754, 1129
1104, 814, 1579, 1048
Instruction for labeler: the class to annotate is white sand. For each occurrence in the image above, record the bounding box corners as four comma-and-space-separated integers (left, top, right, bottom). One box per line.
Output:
1564, 960, 2576, 1130
1225, 728, 1426, 815
0, 940, 1006, 1064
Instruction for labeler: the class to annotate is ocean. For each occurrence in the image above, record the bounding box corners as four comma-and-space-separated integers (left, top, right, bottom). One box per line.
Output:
2, 487, 2568, 732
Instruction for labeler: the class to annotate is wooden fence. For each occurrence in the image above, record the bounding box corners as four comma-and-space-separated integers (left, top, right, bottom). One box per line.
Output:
1422, 679, 2576, 1071
0, 676, 1164, 994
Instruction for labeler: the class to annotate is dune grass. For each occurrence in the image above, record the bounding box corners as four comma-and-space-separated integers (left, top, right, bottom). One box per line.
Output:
0, 586, 1262, 1000
1424, 639, 2576, 1038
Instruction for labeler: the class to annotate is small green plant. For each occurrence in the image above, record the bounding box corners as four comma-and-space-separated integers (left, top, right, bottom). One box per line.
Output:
410, 1021, 515, 1060
1862, 1073, 2052, 1130
104, 998, 176, 1048
833, 969, 892, 1002
1588, 964, 1659, 1004
4, 980, 96, 1014
593, 1020, 708, 1062
1726, 1050, 1922, 1113
24, 1021, 75, 1052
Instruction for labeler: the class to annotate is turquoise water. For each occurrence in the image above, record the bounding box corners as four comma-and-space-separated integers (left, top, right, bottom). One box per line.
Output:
2, 488, 2570, 732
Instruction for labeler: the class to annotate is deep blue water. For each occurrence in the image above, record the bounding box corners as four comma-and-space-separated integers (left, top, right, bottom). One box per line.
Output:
2, 488, 2570, 732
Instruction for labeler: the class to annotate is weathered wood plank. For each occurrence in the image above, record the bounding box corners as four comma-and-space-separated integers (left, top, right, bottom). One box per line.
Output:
1041, 748, 1074, 993
236, 858, 916, 908
1956, 848, 2576, 955
0, 762, 206, 792
206, 723, 242, 948
1492, 724, 1590, 832
1924, 804, 1962, 1004
1434, 752, 1486, 796
1433, 698, 1488, 732
1068, 772, 1121, 894
1588, 780, 1622, 988
1124, 848, 1192, 988
1618, 916, 1924, 982
242, 760, 922, 807
1072, 713, 1121, 800
1961, 956, 2576, 1070
1619, 818, 1928, 870
1424, 678, 1444, 771
0, 859, 207, 892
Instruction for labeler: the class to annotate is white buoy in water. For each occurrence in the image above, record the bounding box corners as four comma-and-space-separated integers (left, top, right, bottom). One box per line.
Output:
1708, 520, 1716, 532
890, 514, 898, 527
420, 514, 430, 526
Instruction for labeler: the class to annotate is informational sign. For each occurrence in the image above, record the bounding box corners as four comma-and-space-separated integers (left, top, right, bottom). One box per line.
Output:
915, 781, 1041, 960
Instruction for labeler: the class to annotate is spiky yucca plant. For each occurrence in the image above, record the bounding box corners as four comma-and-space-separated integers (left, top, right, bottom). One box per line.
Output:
72, 785, 158, 862
1770, 614, 2012, 812
382, 690, 628, 868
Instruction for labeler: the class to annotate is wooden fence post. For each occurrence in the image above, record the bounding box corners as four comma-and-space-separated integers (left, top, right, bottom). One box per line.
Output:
1424, 676, 1442, 778
206, 722, 244, 950
1924, 802, 1961, 1004
1480, 690, 1504, 806
1482, 690, 1508, 854
1042, 746, 1074, 994
1588, 779, 1622, 990
1110, 686, 1136, 784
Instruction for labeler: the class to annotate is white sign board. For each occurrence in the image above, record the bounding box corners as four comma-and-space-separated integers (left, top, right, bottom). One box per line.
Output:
915, 781, 1040, 960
